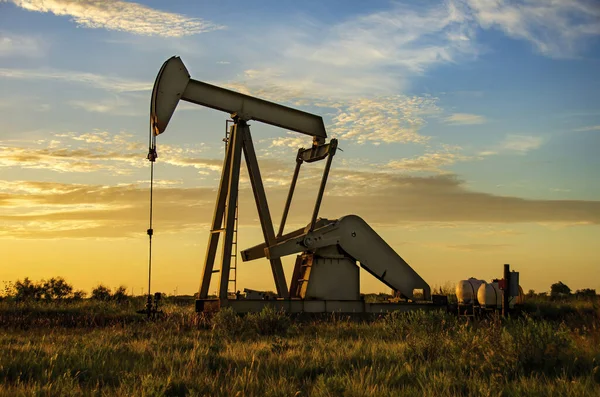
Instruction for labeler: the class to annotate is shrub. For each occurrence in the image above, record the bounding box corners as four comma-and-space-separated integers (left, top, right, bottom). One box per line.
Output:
91, 284, 111, 301
247, 306, 291, 336
112, 286, 129, 303
211, 307, 245, 338
42, 277, 73, 300
13, 278, 45, 301
504, 316, 575, 376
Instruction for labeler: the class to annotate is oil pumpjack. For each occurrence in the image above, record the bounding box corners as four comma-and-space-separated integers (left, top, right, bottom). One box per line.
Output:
149, 56, 444, 314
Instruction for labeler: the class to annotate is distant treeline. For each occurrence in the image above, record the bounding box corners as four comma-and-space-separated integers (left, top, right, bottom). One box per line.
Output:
1, 277, 129, 302
1, 277, 597, 303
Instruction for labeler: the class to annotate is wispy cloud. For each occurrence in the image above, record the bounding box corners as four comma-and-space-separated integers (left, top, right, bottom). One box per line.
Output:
233, 1, 478, 99
270, 133, 312, 149
500, 134, 543, 154
5, 0, 224, 37
68, 95, 142, 116
0, 144, 143, 174
467, 0, 600, 58
329, 95, 442, 144
2, 170, 599, 238
444, 243, 512, 252
0, 67, 151, 92
386, 145, 477, 173
0, 31, 45, 57
573, 125, 600, 132
445, 113, 487, 125
0, 131, 216, 175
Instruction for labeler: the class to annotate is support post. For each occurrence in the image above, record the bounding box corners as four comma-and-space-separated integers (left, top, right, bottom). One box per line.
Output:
242, 125, 289, 298
278, 149, 303, 238
503, 263, 510, 318
309, 139, 337, 231
198, 124, 234, 298
217, 120, 245, 301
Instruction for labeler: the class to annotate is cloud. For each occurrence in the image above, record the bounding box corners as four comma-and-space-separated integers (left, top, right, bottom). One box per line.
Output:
230, 1, 478, 100
68, 95, 142, 116
445, 113, 487, 125
0, 67, 151, 92
328, 95, 442, 144
2, 167, 600, 238
573, 125, 600, 132
0, 131, 217, 176
500, 134, 543, 154
0, 31, 44, 57
550, 188, 571, 193
466, 0, 600, 58
386, 145, 477, 173
270, 133, 312, 149
5, 0, 224, 37
217, 81, 443, 145
444, 243, 512, 252
0, 144, 144, 174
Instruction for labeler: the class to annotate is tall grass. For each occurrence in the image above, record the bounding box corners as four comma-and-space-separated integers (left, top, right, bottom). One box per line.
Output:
1, 299, 599, 396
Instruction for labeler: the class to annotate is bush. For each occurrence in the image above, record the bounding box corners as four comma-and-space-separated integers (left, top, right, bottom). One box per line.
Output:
211, 307, 246, 338
42, 277, 73, 300
112, 286, 128, 303
247, 306, 291, 336
91, 285, 111, 301
211, 306, 291, 338
13, 278, 45, 301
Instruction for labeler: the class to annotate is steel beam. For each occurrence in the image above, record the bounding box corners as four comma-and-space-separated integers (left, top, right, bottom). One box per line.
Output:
277, 149, 303, 238
217, 121, 244, 301
309, 139, 337, 231
242, 126, 289, 298
198, 124, 234, 298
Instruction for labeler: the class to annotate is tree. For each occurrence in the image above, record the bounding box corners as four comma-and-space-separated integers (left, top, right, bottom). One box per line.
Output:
42, 277, 73, 300
72, 290, 87, 300
526, 289, 536, 298
91, 284, 111, 301
550, 281, 571, 297
14, 278, 44, 301
112, 286, 128, 302
575, 288, 596, 298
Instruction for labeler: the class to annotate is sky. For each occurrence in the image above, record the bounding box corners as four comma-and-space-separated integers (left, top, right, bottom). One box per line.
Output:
1, 0, 599, 297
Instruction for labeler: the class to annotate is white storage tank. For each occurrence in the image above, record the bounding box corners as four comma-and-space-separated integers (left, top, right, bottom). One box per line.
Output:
478, 282, 502, 308
456, 278, 485, 305
478, 282, 524, 308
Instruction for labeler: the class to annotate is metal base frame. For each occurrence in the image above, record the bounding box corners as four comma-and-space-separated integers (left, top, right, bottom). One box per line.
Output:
196, 298, 446, 314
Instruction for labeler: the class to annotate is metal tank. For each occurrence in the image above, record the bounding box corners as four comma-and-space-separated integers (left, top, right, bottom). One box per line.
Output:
456, 278, 485, 305
477, 282, 502, 308
478, 281, 524, 309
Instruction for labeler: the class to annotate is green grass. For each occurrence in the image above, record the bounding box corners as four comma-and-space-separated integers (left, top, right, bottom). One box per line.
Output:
0, 300, 599, 396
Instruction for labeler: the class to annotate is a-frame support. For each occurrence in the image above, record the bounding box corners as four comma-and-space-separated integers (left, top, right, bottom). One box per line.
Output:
198, 118, 289, 302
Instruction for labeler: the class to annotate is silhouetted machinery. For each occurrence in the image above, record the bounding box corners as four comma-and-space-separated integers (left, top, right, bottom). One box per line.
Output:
149, 56, 445, 313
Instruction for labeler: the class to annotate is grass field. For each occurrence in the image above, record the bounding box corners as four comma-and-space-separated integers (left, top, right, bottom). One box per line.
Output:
1, 298, 599, 396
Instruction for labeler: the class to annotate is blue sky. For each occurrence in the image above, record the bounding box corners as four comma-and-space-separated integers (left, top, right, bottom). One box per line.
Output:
1, 0, 599, 294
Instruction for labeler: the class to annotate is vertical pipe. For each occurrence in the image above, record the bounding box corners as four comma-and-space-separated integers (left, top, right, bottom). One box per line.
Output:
278, 149, 303, 238
503, 263, 510, 318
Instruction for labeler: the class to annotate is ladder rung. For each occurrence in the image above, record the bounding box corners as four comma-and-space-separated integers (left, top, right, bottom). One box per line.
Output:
212, 270, 220, 273
211, 228, 225, 234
